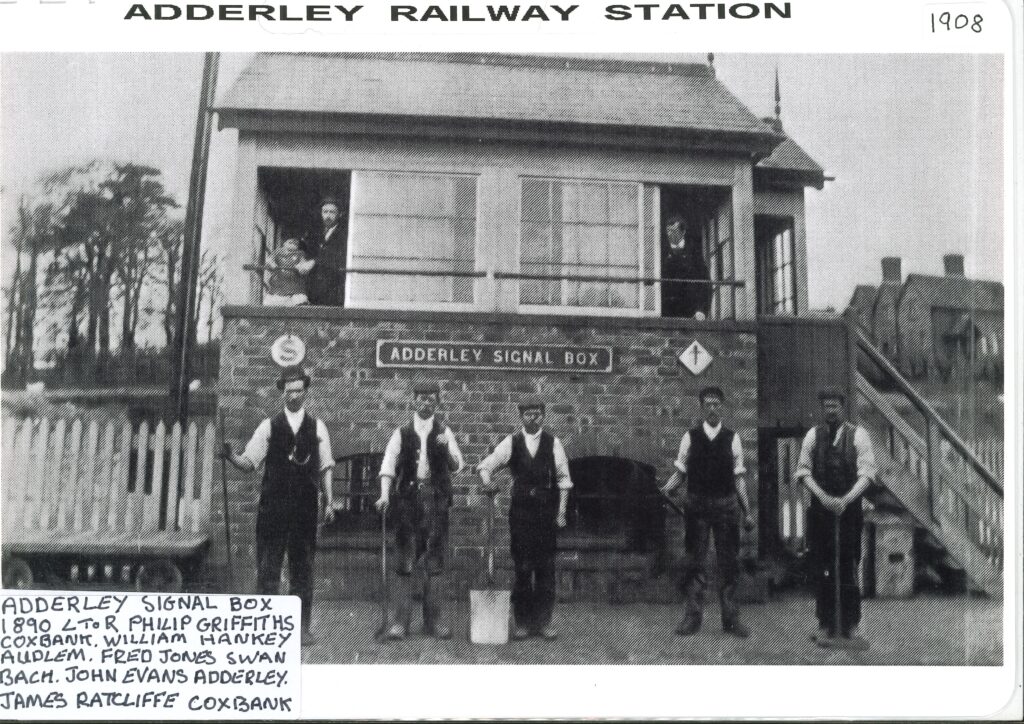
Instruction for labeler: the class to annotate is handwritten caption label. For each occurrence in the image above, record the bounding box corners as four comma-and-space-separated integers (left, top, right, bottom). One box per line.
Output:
0, 593, 300, 719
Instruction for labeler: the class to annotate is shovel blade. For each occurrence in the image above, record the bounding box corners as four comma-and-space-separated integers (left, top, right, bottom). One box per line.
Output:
469, 588, 511, 645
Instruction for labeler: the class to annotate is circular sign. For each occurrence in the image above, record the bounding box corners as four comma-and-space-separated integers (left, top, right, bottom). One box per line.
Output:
271, 334, 306, 367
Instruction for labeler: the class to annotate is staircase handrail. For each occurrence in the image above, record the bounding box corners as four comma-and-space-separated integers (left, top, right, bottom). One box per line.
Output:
854, 326, 1002, 497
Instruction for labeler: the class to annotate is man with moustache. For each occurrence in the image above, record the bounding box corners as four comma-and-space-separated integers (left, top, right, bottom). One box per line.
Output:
478, 396, 572, 641
223, 365, 334, 646
376, 382, 464, 640
661, 214, 711, 320
306, 195, 346, 306
795, 387, 877, 644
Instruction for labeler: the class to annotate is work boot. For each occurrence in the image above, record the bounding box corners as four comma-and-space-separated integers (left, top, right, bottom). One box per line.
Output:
512, 625, 531, 641
539, 625, 558, 641
386, 623, 407, 641
809, 626, 832, 642
722, 620, 750, 639
674, 615, 701, 637
425, 622, 452, 640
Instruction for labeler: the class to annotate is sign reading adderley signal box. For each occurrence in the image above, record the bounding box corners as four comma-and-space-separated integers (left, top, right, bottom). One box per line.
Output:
377, 340, 613, 373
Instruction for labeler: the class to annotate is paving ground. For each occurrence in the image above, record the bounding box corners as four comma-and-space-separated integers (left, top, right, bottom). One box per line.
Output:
302, 592, 1002, 665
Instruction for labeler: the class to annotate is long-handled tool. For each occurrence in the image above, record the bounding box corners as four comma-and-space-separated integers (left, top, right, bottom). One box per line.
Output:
816, 511, 869, 651
469, 492, 510, 644
374, 507, 390, 640
218, 414, 235, 590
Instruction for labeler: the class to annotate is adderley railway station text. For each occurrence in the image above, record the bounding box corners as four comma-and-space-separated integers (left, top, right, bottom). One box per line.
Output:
123, 2, 792, 21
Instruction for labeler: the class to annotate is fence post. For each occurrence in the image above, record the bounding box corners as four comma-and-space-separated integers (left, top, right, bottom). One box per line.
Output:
924, 418, 944, 522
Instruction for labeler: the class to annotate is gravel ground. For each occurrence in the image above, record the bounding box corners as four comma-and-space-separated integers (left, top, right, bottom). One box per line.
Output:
302, 592, 1002, 665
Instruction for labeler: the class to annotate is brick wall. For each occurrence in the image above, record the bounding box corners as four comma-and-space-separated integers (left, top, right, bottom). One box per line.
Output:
211, 306, 759, 601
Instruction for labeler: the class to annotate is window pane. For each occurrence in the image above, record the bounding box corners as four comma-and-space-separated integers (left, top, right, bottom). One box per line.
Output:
349, 171, 476, 305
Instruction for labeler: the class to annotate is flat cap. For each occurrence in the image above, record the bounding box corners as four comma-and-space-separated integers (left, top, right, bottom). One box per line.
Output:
320, 195, 340, 209
818, 386, 846, 403
517, 395, 546, 412
276, 365, 311, 390
412, 380, 441, 396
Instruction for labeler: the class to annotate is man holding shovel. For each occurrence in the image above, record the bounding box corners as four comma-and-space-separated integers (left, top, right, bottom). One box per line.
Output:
223, 365, 334, 646
795, 387, 877, 646
661, 385, 754, 639
478, 396, 572, 641
375, 381, 463, 640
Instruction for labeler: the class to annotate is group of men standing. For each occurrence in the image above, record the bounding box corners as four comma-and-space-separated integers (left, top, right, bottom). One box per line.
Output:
226, 367, 876, 648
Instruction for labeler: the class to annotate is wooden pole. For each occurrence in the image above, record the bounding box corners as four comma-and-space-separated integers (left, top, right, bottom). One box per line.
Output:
171, 52, 220, 425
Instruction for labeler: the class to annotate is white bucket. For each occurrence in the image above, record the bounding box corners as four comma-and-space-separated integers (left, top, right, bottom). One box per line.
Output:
469, 588, 511, 645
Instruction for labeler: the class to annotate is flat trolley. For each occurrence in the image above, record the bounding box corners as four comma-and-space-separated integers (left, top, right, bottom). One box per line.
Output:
1, 416, 215, 592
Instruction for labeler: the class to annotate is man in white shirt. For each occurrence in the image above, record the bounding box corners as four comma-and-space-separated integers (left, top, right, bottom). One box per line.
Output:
794, 387, 877, 644
478, 396, 572, 641
224, 365, 334, 646
375, 381, 463, 640
661, 385, 753, 638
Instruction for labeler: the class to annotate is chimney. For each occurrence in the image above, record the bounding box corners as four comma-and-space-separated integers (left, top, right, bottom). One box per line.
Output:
944, 254, 965, 277
881, 257, 902, 284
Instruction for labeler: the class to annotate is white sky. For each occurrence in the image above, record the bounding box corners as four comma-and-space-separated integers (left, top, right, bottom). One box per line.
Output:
0, 52, 1005, 312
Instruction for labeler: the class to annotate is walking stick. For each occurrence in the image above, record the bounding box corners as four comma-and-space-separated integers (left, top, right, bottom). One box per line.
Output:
374, 506, 390, 640
218, 414, 234, 590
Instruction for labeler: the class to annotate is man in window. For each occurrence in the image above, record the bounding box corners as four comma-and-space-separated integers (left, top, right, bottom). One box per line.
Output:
662, 215, 711, 320
794, 387, 877, 645
375, 382, 463, 640
223, 365, 335, 647
306, 195, 346, 306
661, 386, 753, 638
478, 396, 571, 641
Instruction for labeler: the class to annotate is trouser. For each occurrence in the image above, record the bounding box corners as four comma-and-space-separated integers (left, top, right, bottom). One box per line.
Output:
680, 493, 741, 627
392, 485, 450, 629
509, 495, 557, 631
808, 501, 862, 634
256, 523, 316, 631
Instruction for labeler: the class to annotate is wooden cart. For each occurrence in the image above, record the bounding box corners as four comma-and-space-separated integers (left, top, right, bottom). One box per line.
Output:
2, 416, 215, 592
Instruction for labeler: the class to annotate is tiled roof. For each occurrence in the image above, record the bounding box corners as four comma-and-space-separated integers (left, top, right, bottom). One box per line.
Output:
217, 53, 778, 140
905, 274, 1003, 313
754, 117, 825, 188
848, 284, 878, 313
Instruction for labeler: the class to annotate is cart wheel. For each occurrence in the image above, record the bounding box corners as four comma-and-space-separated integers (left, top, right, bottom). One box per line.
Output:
2, 557, 34, 589
136, 560, 183, 593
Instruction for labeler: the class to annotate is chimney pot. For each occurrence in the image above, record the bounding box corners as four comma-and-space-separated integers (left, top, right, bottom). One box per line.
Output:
881, 257, 902, 283
944, 254, 965, 276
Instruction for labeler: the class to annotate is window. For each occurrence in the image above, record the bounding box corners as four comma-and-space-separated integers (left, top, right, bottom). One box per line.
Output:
322, 453, 383, 544
707, 201, 739, 318
348, 171, 477, 307
767, 225, 796, 315
519, 178, 657, 313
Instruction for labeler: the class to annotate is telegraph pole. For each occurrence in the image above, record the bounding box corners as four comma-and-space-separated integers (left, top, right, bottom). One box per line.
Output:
171, 52, 219, 425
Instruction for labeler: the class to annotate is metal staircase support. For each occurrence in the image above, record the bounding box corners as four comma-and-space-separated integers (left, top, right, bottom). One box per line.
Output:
853, 327, 1003, 597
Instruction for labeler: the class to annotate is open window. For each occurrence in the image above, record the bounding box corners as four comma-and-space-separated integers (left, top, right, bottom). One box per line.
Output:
321, 452, 383, 547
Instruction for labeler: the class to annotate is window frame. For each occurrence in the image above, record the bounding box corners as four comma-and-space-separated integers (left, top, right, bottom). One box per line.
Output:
343, 168, 483, 313
515, 176, 659, 319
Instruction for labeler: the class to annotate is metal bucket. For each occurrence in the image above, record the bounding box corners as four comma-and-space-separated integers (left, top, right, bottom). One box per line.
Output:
469, 588, 511, 645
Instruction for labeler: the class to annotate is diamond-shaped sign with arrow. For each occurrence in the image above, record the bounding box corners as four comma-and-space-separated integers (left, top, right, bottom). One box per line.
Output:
679, 340, 713, 375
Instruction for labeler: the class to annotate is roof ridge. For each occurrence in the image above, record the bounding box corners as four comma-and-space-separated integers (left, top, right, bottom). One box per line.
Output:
258, 51, 715, 78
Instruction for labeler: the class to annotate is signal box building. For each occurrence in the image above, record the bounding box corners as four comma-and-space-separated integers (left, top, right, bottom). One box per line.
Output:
211, 53, 865, 600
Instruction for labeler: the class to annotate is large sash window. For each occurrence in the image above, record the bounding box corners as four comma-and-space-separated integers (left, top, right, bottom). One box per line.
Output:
348, 171, 477, 307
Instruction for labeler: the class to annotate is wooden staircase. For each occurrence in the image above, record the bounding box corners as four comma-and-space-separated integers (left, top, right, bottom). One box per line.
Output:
853, 329, 1003, 597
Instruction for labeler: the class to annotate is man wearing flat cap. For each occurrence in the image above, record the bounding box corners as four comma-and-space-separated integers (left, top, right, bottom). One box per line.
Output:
224, 365, 334, 646
376, 381, 464, 640
306, 195, 346, 306
478, 395, 572, 640
794, 386, 877, 643
661, 385, 753, 639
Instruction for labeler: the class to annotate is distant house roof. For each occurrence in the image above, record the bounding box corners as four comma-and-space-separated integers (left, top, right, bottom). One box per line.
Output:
848, 284, 878, 319
754, 117, 826, 189
216, 53, 782, 154
903, 274, 1003, 313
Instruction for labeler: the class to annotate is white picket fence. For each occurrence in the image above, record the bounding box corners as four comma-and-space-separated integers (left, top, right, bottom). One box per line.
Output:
2, 416, 215, 553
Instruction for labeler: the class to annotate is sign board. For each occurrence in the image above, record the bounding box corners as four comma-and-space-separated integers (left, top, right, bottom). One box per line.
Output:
679, 340, 713, 375
377, 340, 613, 373
271, 334, 306, 367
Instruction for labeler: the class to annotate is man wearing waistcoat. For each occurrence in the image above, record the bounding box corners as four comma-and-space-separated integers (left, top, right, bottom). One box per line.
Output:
478, 396, 572, 641
795, 387, 877, 643
662, 386, 753, 638
306, 195, 346, 306
224, 366, 335, 646
375, 382, 463, 640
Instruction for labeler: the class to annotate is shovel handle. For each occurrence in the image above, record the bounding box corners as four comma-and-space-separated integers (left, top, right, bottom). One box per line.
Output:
486, 492, 496, 584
